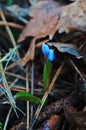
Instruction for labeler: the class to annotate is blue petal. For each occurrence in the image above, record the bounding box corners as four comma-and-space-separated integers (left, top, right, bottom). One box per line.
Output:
47, 49, 55, 62
42, 43, 50, 56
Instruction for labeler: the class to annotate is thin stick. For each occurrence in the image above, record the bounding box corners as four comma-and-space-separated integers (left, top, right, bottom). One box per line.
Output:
69, 59, 86, 80
26, 66, 30, 130
0, 21, 24, 29
3, 107, 12, 130
0, 9, 20, 58
29, 61, 64, 130
30, 61, 34, 121
0, 3, 28, 24
5, 71, 26, 81
0, 85, 42, 98
79, 40, 86, 51
0, 56, 16, 109
10, 78, 19, 88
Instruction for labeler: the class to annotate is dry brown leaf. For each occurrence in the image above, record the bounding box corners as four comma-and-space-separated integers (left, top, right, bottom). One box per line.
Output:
18, 14, 59, 43
18, 1, 62, 66
18, 0, 62, 42
58, 0, 86, 33
47, 42, 83, 59
28, 0, 62, 18
18, 0, 86, 66
18, 14, 59, 66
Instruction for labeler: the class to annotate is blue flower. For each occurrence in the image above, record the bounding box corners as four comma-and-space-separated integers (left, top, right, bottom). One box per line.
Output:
41, 43, 55, 62
47, 49, 55, 62
42, 43, 50, 56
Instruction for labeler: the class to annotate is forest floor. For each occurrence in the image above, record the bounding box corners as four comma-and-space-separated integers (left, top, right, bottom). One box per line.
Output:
0, 0, 86, 130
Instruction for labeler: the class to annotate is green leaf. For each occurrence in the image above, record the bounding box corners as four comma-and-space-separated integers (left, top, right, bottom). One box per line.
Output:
14, 92, 41, 105
43, 58, 51, 91
5, 0, 13, 6
0, 127, 2, 130
0, 122, 2, 126
0, 122, 3, 130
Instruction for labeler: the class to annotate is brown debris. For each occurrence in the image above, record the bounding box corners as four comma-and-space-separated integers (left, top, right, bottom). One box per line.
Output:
46, 114, 62, 130
9, 121, 26, 130
64, 100, 86, 128
37, 114, 62, 130
35, 91, 86, 129
36, 99, 64, 125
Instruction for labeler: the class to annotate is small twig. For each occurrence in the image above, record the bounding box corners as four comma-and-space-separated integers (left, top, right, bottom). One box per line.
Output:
10, 78, 19, 88
0, 45, 20, 64
0, 9, 20, 59
0, 21, 24, 29
26, 66, 30, 130
0, 56, 17, 111
69, 59, 86, 80
0, 85, 43, 98
5, 71, 26, 81
79, 40, 86, 51
3, 107, 12, 130
7, 62, 16, 70
30, 61, 34, 121
29, 61, 65, 130
0, 3, 28, 24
